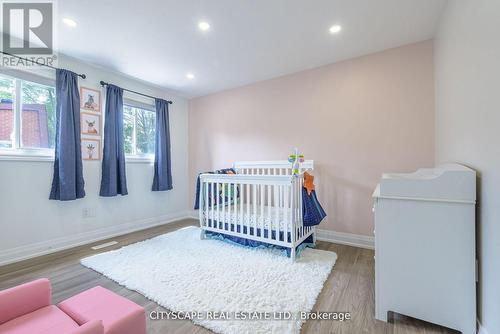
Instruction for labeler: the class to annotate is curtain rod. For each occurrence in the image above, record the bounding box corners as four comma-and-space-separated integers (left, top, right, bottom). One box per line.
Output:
0, 51, 86, 79
100, 80, 173, 104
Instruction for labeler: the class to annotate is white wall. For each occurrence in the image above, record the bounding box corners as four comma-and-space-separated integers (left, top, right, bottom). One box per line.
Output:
0, 55, 190, 265
435, 1, 500, 333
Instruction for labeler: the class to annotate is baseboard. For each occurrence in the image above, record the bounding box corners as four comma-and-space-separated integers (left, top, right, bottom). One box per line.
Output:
0, 210, 372, 266
0, 210, 192, 267
478, 319, 488, 334
187, 209, 198, 219
316, 229, 374, 249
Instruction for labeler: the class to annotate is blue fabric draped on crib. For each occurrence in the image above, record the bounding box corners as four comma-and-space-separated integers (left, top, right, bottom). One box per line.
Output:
302, 188, 327, 226
206, 229, 315, 257
193, 168, 236, 210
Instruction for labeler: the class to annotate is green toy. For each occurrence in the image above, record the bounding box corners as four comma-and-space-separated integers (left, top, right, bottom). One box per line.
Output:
288, 148, 305, 175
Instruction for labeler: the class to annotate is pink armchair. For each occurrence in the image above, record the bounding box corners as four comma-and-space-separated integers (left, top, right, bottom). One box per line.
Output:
0, 279, 103, 334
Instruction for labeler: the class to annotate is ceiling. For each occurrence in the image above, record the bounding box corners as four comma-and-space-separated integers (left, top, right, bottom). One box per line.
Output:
55, 0, 447, 98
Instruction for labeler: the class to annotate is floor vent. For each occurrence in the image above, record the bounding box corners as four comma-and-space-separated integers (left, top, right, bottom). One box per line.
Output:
91, 241, 118, 250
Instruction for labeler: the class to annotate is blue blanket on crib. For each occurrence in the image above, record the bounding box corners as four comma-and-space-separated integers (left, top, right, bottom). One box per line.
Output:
206, 229, 314, 257
193, 168, 236, 210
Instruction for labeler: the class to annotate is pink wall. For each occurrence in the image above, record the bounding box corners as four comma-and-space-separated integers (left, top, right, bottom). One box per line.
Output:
189, 41, 435, 236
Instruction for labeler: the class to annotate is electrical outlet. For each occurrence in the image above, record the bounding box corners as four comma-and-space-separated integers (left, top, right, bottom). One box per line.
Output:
82, 208, 96, 218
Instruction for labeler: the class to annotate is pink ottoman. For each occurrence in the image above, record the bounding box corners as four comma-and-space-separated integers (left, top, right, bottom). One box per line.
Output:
58, 286, 145, 334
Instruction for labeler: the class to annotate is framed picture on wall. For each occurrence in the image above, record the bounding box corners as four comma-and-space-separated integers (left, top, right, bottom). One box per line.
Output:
80, 87, 101, 112
81, 112, 101, 136
81, 138, 101, 160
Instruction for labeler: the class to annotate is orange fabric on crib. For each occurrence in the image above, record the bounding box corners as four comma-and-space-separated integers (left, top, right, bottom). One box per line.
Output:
303, 171, 315, 195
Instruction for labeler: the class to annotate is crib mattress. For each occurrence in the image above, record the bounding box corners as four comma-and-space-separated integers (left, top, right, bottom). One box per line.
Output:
203, 204, 294, 232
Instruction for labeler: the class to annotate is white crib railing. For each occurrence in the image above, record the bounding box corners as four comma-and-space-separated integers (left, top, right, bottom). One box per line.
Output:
234, 160, 314, 176
198, 160, 315, 260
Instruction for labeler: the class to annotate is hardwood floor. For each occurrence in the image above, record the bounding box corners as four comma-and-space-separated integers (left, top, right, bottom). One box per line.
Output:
0, 219, 459, 334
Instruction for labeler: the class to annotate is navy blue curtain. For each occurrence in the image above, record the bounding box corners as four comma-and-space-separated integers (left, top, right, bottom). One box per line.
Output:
49, 69, 85, 201
99, 84, 128, 196
152, 98, 173, 191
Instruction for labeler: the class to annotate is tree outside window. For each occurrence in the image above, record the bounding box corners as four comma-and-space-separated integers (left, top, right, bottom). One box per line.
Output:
123, 104, 155, 156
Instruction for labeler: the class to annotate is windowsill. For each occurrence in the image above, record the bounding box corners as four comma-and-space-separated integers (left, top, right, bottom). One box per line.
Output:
126, 155, 154, 163
0, 150, 55, 162
0, 152, 155, 163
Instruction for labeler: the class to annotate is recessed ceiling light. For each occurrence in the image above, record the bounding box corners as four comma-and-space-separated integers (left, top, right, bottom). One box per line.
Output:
62, 18, 77, 27
198, 21, 210, 31
186, 73, 195, 80
329, 24, 342, 34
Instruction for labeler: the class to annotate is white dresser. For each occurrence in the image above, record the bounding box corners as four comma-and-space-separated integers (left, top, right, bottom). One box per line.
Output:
373, 164, 476, 334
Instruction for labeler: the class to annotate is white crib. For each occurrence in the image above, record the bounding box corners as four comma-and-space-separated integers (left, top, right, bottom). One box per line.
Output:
198, 160, 316, 260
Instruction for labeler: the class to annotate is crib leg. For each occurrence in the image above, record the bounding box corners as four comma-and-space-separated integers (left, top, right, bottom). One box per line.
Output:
290, 247, 296, 262
200, 229, 206, 240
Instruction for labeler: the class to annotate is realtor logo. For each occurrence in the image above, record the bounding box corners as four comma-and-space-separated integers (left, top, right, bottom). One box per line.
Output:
2, 2, 53, 54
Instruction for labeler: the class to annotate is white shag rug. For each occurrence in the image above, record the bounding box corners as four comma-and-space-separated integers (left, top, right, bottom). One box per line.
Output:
81, 226, 337, 334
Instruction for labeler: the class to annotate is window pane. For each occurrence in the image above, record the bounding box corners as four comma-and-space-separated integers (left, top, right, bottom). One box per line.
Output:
135, 108, 155, 155
21, 81, 56, 149
123, 104, 156, 157
123, 105, 134, 155
0, 76, 15, 149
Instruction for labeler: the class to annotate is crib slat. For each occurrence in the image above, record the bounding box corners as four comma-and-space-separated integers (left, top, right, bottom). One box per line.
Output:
299, 176, 304, 241
256, 169, 260, 236
274, 184, 279, 241
284, 184, 289, 244
253, 184, 257, 236
246, 183, 250, 236
225, 181, 229, 231
222, 182, 226, 230
227, 181, 231, 232
233, 182, 237, 232
239, 182, 244, 235
225, 182, 229, 231
206, 181, 209, 228
297, 177, 300, 241
211, 182, 215, 228
294, 178, 298, 243
294, 178, 298, 242
267, 183, 271, 240
259, 184, 266, 238
216, 182, 220, 229
204, 180, 208, 228
237, 183, 245, 233
232, 182, 236, 231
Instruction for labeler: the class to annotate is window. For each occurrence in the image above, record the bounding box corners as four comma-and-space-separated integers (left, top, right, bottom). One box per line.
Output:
123, 104, 156, 157
0, 73, 56, 153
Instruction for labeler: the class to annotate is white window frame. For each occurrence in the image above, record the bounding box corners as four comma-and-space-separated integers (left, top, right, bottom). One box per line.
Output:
123, 97, 156, 163
0, 69, 56, 162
